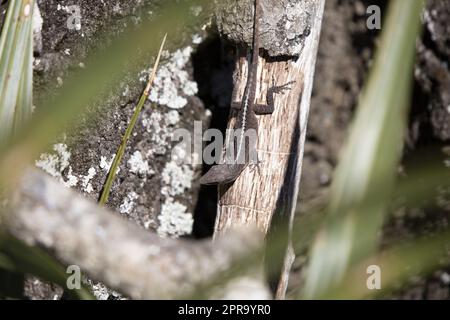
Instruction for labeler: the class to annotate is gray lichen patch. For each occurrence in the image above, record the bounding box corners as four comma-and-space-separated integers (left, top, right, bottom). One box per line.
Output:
33, 2, 43, 53
35, 142, 79, 188
157, 198, 194, 238
146, 47, 199, 110
215, 0, 315, 56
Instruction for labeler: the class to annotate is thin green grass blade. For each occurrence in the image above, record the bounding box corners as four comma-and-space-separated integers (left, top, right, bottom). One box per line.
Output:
301, 0, 425, 299
99, 34, 167, 205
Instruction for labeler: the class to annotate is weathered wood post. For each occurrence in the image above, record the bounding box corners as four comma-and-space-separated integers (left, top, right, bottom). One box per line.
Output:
214, 0, 326, 299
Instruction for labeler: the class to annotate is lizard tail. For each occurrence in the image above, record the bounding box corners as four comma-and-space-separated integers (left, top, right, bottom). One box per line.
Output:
199, 164, 247, 185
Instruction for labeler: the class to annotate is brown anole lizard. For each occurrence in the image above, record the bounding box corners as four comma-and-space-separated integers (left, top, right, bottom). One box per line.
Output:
199, 0, 294, 185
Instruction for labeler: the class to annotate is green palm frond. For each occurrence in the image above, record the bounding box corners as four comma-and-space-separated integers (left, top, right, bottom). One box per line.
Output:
0, 0, 34, 145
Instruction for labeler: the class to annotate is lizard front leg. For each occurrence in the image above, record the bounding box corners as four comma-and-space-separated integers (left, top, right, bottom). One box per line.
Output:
254, 80, 295, 115
249, 80, 295, 174
231, 80, 295, 113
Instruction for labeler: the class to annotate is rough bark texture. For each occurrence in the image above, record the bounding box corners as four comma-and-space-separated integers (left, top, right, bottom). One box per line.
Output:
27, 0, 209, 235
215, 0, 316, 56
415, 0, 450, 141
5, 169, 269, 300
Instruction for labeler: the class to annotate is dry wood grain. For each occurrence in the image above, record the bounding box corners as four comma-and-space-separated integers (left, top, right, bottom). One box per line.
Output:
215, 55, 304, 235
213, 0, 326, 299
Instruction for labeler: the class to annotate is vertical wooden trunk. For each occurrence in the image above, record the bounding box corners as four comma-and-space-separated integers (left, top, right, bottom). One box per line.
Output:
215, 55, 304, 235
213, 0, 326, 299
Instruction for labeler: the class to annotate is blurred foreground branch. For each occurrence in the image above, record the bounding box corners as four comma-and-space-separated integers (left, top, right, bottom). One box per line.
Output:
4, 169, 269, 299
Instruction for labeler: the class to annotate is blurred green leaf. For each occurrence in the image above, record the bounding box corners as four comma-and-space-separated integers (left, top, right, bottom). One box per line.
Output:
292, 160, 450, 258
0, 233, 95, 300
301, 0, 425, 299
0, 0, 34, 145
320, 229, 450, 299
